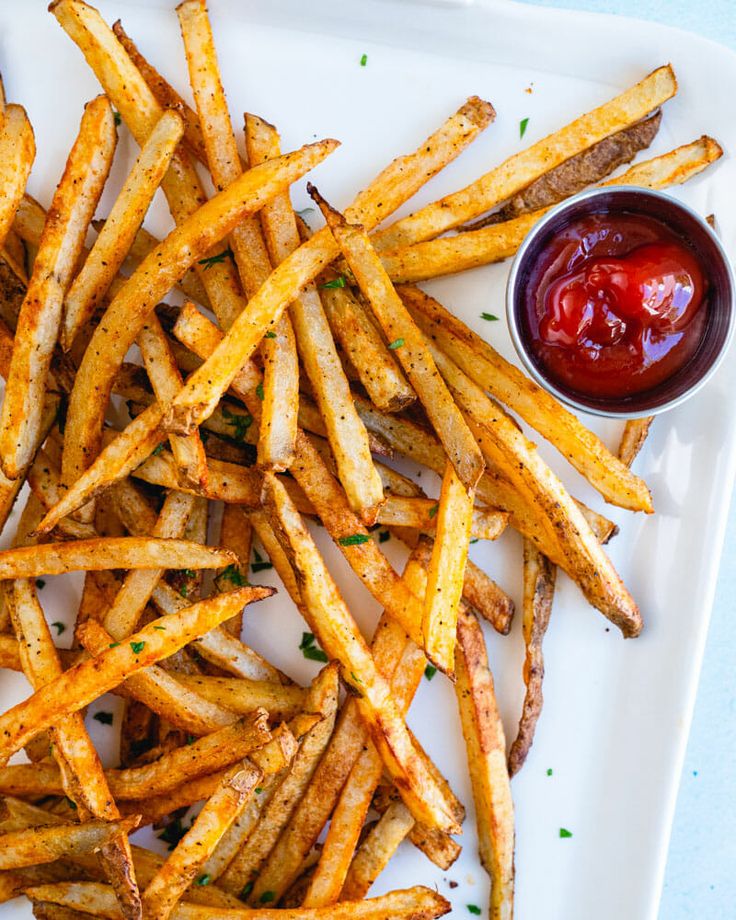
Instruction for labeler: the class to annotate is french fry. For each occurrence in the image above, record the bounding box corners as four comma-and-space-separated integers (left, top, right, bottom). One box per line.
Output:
0, 95, 116, 479
0, 537, 234, 581
0, 817, 140, 870
61, 110, 184, 351
26, 881, 451, 920
311, 188, 484, 493
455, 609, 515, 920
422, 462, 474, 676
0, 586, 274, 763
319, 277, 414, 413
400, 284, 653, 514
379, 495, 505, 540
618, 417, 654, 466
175, 676, 306, 721
372, 64, 677, 249
507, 540, 556, 777
140, 765, 262, 920
111, 19, 208, 165
0, 105, 35, 254
342, 800, 416, 901
221, 664, 339, 895
383, 137, 723, 283
262, 473, 459, 835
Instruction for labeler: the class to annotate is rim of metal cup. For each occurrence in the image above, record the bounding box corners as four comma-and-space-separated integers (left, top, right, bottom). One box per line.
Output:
505, 185, 736, 419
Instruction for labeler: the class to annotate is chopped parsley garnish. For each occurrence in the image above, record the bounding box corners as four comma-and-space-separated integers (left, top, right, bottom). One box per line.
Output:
519, 117, 530, 139
66, 797, 77, 810
338, 533, 370, 546
259, 891, 276, 904
320, 275, 346, 290
299, 632, 328, 663
480, 312, 498, 321
547, 768, 553, 776
255, 787, 263, 794
255, 382, 265, 401
220, 564, 248, 586
424, 665, 437, 681
378, 530, 390, 543
51, 621, 65, 635
158, 817, 191, 850
428, 504, 439, 519
130, 641, 145, 655
559, 827, 573, 838
198, 247, 234, 269
240, 882, 254, 899
387, 338, 404, 350
350, 671, 363, 684
196, 874, 211, 886
180, 569, 195, 578
153, 625, 166, 631
113, 110, 122, 126
179, 584, 189, 597
152, 443, 165, 456
186, 735, 196, 745
469, 538, 479, 544
360, 53, 368, 67
35, 579, 46, 590
109, 642, 120, 649
93, 711, 113, 725
251, 548, 273, 573
222, 405, 253, 442
467, 906, 481, 916
264, 331, 277, 339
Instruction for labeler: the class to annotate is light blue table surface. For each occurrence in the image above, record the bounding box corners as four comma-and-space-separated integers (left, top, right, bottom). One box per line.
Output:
513, 4, 736, 917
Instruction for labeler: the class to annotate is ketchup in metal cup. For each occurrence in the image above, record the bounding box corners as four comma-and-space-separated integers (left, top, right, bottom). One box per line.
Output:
522, 211, 708, 399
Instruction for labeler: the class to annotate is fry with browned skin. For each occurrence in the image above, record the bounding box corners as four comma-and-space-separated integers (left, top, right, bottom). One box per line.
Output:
618, 417, 654, 466
0, 105, 35, 254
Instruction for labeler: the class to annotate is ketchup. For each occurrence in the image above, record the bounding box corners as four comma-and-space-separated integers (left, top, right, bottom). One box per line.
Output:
522, 212, 708, 400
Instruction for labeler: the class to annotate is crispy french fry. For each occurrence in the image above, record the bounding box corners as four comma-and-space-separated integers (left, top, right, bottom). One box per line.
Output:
0, 95, 116, 479
175, 676, 306, 721
422, 462, 473, 676
0, 586, 273, 762
140, 765, 262, 920
400, 284, 653, 514
379, 495, 505, 540
342, 800, 416, 901
383, 137, 723, 283
618, 417, 654, 466
373, 64, 677, 249
26, 881, 451, 920
0, 817, 140, 870
508, 540, 556, 778
61, 110, 184, 351
0, 105, 35, 254
311, 188, 484, 493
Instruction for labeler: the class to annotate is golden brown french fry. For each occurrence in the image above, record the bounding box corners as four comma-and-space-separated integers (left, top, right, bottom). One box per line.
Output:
618, 417, 654, 466
383, 137, 723, 283
0, 817, 140, 870
319, 276, 414, 413
422, 462, 473, 676
61, 110, 184, 351
378, 495, 505, 540
373, 64, 677, 249
400, 284, 653, 514
175, 676, 306, 721
141, 765, 262, 920
0, 95, 115, 479
246, 115, 381, 518
0, 105, 35, 254
311, 187, 484, 493
508, 540, 556, 778
455, 609, 514, 920
26, 881, 451, 920
35, 92, 493, 530
0, 586, 273, 762
342, 800, 416, 901
111, 19, 207, 165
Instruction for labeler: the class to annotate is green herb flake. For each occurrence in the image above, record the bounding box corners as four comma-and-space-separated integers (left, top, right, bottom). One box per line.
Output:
198, 247, 234, 269
152, 443, 165, 456
467, 907, 481, 916
130, 641, 146, 655
35, 579, 46, 590
469, 538, 479, 544
179, 584, 189, 597
360, 53, 368, 67
255, 787, 263, 794
251, 548, 273, 573
424, 664, 437, 681
480, 312, 499, 322
559, 827, 573, 838
113, 110, 122, 126
153, 625, 166, 631
428, 504, 439, 519
519, 117, 530, 139
299, 632, 328, 663
255, 382, 265, 401
259, 892, 276, 904
547, 768, 553, 776
196, 874, 212, 886
320, 275, 346, 290
338, 533, 370, 546
221, 405, 253, 443
66, 797, 78, 810
264, 331, 277, 339
220, 564, 248, 587
109, 642, 120, 649
158, 817, 191, 851
51, 621, 65, 635
240, 881, 254, 899
93, 711, 113, 726
388, 338, 405, 350
378, 530, 390, 543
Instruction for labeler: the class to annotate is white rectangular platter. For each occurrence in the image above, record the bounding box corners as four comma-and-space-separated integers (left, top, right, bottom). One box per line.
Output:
1, 1, 735, 918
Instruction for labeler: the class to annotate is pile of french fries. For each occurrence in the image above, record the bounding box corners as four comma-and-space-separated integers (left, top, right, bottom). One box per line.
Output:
0, 2, 723, 918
